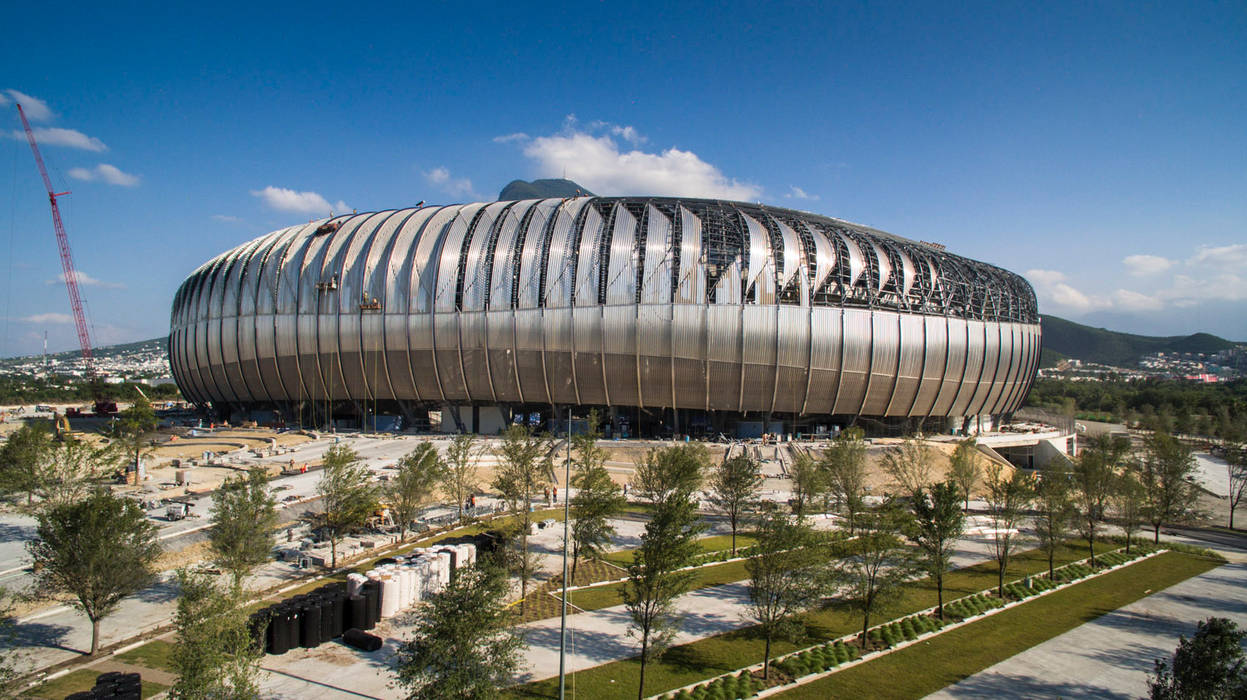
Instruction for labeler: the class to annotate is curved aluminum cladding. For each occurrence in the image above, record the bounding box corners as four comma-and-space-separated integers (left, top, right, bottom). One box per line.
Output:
169, 197, 1041, 417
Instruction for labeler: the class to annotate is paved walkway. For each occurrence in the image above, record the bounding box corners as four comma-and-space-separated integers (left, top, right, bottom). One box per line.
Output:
926, 550, 1247, 699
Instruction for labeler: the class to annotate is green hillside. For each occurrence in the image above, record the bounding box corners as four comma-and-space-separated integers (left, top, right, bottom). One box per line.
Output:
1040, 315, 1238, 367
498, 178, 593, 200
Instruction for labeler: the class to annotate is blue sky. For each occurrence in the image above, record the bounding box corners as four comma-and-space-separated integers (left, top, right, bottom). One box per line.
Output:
1, 1, 1244, 358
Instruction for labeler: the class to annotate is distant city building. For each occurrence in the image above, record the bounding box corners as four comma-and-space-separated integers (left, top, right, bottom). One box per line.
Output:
169, 197, 1040, 434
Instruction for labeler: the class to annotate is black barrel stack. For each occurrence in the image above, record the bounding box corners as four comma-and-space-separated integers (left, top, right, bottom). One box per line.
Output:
252, 582, 381, 655
66, 671, 142, 699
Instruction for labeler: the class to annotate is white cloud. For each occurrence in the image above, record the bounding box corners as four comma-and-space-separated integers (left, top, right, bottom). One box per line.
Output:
1025, 269, 1106, 312
20, 312, 73, 324
6, 126, 107, 152
1187, 243, 1247, 269
45, 270, 126, 289
1112, 289, 1164, 311
492, 132, 529, 144
4, 90, 54, 121
211, 214, 243, 224
250, 186, 347, 216
785, 186, 819, 201
1122, 254, 1171, 276
68, 163, 139, 186
516, 124, 761, 200
423, 166, 480, 200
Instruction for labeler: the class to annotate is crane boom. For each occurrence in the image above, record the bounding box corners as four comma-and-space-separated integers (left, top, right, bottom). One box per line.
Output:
17, 103, 115, 414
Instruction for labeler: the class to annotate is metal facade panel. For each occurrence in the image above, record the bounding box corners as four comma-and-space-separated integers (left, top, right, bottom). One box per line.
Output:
573, 205, 605, 306
898, 251, 916, 296
516, 199, 568, 308
840, 233, 865, 286
539, 201, 580, 308
804, 306, 842, 414
933, 318, 967, 415
869, 241, 892, 292
408, 313, 441, 401
740, 305, 777, 413
461, 202, 508, 312
641, 205, 673, 305
862, 312, 901, 416
705, 304, 741, 411
434, 312, 468, 401
805, 223, 835, 294
834, 309, 872, 414
671, 304, 707, 410
319, 217, 370, 409
950, 320, 987, 416
485, 310, 521, 402
911, 316, 948, 416
459, 311, 492, 401
981, 322, 1012, 414
966, 321, 999, 415
434, 204, 483, 313
383, 312, 417, 400
489, 201, 534, 310
714, 260, 742, 305
544, 307, 577, 404
572, 307, 607, 405
892, 313, 925, 415
675, 206, 705, 304
336, 213, 391, 398
637, 303, 673, 408
774, 219, 803, 290
605, 204, 638, 305
743, 214, 775, 305
602, 304, 639, 406
512, 308, 549, 403
408, 207, 460, 400
773, 305, 810, 414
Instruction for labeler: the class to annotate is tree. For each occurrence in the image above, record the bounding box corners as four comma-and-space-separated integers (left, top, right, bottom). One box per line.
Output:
394, 563, 524, 700
491, 424, 550, 612
390, 443, 445, 541
28, 489, 160, 654
0, 588, 22, 696
746, 507, 828, 679
1072, 434, 1126, 567
838, 503, 917, 645
315, 444, 379, 569
708, 454, 761, 554
1033, 470, 1075, 580
788, 453, 823, 519
1138, 431, 1199, 543
1228, 442, 1247, 530
624, 491, 704, 699
881, 438, 934, 501
1114, 469, 1146, 554
209, 469, 279, 589
822, 427, 868, 535
114, 394, 158, 474
948, 437, 981, 512
984, 464, 1033, 597
907, 480, 965, 618
0, 422, 51, 505
170, 570, 261, 700
1149, 617, 1247, 700
568, 415, 625, 584
37, 435, 120, 509
631, 443, 706, 507
441, 434, 481, 524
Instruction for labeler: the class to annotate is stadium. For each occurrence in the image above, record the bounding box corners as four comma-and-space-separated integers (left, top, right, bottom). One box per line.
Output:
169, 197, 1040, 436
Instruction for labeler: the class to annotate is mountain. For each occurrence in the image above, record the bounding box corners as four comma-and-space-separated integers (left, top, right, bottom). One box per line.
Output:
0, 337, 165, 364
498, 178, 593, 201
1040, 315, 1240, 367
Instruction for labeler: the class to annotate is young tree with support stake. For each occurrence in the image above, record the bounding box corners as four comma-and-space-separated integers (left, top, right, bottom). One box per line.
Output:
441, 433, 480, 524
170, 570, 261, 700
984, 464, 1033, 597
1114, 469, 1146, 553
838, 502, 917, 646
1073, 434, 1128, 567
822, 427, 868, 534
907, 479, 965, 618
1138, 431, 1199, 543
492, 424, 551, 613
569, 413, 625, 585
624, 486, 703, 700
1034, 469, 1076, 580
28, 489, 160, 655
746, 506, 828, 679
1227, 442, 1247, 530
708, 453, 762, 554
389, 442, 445, 541
788, 453, 823, 519
631, 442, 706, 506
948, 437, 981, 512
881, 438, 935, 501
315, 444, 379, 569
114, 393, 158, 476
209, 468, 279, 589
395, 562, 524, 700
0, 423, 51, 506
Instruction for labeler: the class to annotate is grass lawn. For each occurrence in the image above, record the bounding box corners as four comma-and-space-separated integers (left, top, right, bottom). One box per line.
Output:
565, 559, 752, 612
115, 639, 177, 673
776, 550, 1222, 699
507, 541, 1131, 699
603, 533, 758, 566
28, 669, 168, 699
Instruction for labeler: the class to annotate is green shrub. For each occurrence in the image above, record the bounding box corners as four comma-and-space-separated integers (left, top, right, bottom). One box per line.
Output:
736, 671, 754, 694
834, 640, 851, 663
676, 692, 692, 700
900, 617, 917, 640
691, 686, 707, 700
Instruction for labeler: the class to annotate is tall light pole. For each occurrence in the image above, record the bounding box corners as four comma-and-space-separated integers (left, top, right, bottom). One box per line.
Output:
558, 406, 572, 699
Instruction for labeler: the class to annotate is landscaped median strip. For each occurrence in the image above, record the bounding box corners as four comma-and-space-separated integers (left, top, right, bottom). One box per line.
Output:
648, 546, 1164, 700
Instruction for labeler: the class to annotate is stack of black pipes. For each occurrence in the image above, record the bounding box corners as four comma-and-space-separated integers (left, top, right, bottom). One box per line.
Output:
65, 671, 142, 699
252, 582, 377, 655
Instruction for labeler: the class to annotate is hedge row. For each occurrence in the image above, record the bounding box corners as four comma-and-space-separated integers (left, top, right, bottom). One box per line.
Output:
694, 545, 761, 565
662, 670, 761, 700
943, 593, 1004, 620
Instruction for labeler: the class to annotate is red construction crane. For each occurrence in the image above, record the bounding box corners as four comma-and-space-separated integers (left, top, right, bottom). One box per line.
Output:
16, 103, 116, 415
